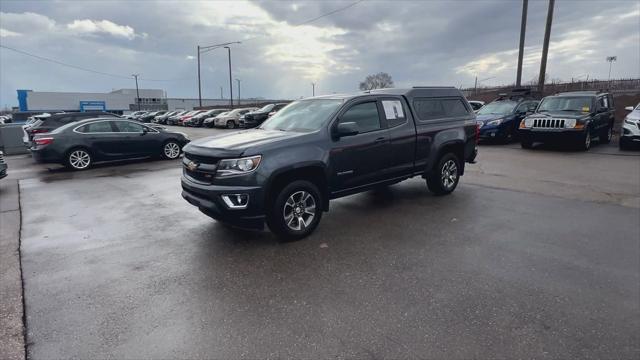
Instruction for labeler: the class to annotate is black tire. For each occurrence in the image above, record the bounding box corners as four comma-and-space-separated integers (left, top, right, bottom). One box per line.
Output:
599, 125, 612, 144
521, 139, 533, 149
266, 180, 323, 241
580, 128, 592, 151
426, 153, 460, 196
161, 140, 181, 159
226, 120, 236, 129
65, 147, 92, 170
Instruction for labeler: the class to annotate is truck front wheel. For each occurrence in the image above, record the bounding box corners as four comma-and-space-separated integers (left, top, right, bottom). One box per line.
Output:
267, 180, 323, 241
427, 153, 460, 195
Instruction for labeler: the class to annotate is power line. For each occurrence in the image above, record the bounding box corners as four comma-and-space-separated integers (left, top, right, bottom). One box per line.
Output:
0, 44, 174, 82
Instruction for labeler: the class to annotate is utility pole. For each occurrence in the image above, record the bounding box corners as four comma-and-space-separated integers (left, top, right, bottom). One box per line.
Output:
516, 0, 528, 87
311, 82, 316, 96
538, 0, 555, 93
474, 76, 478, 95
220, 86, 223, 99
197, 45, 202, 107
606, 56, 617, 88
132, 74, 141, 111
225, 46, 233, 108
236, 78, 241, 105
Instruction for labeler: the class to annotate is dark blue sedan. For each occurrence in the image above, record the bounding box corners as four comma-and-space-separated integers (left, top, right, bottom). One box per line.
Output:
476, 99, 538, 143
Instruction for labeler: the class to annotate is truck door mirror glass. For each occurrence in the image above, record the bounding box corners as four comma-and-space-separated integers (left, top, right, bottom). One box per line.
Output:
335, 122, 359, 137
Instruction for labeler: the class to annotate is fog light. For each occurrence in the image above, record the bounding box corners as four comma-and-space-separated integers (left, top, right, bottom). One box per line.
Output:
221, 194, 249, 209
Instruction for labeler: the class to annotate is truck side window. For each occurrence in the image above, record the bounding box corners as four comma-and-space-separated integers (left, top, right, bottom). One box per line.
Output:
597, 97, 606, 109
441, 99, 469, 117
413, 99, 445, 120
340, 102, 381, 133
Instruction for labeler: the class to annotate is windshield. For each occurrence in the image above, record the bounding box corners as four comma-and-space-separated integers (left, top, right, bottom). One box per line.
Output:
260, 99, 344, 132
477, 101, 517, 115
258, 104, 275, 112
537, 96, 592, 113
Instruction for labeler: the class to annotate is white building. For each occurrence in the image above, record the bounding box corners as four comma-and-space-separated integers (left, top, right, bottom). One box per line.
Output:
17, 88, 281, 114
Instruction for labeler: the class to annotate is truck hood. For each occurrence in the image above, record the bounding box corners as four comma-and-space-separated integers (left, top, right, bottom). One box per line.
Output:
184, 129, 304, 157
476, 114, 508, 123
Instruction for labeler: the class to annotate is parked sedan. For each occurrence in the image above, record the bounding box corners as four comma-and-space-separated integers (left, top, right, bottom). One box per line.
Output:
202, 109, 230, 128
240, 103, 288, 128
213, 107, 258, 128
154, 111, 179, 124
186, 109, 228, 127
30, 118, 190, 170
166, 111, 188, 125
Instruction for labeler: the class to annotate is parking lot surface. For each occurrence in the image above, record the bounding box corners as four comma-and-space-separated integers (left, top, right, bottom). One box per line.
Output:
9, 127, 640, 358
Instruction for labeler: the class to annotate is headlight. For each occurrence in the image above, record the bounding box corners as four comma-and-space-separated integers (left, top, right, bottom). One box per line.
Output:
523, 118, 534, 128
216, 155, 262, 177
487, 119, 502, 126
564, 119, 576, 128
625, 117, 638, 125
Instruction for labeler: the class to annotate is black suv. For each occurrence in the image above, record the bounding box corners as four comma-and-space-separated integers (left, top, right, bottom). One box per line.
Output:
181, 87, 479, 239
240, 103, 288, 128
24, 111, 120, 144
476, 88, 539, 143
519, 91, 614, 150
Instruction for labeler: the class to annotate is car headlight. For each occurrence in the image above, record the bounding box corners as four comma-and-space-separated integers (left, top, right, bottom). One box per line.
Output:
487, 119, 502, 126
564, 119, 577, 128
216, 155, 262, 177
523, 118, 534, 128
625, 117, 638, 125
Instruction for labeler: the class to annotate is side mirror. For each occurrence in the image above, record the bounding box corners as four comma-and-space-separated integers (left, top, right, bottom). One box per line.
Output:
625, 106, 634, 111
141, 127, 148, 135
597, 107, 608, 113
335, 121, 359, 138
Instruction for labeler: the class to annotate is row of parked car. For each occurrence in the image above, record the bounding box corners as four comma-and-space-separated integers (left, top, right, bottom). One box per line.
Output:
124, 103, 289, 129
469, 88, 639, 151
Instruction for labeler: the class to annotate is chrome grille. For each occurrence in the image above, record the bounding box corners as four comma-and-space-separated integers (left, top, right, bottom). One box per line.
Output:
533, 118, 565, 129
0, 152, 4, 164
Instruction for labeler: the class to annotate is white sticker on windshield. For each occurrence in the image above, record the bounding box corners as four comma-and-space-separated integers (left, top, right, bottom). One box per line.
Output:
382, 100, 404, 120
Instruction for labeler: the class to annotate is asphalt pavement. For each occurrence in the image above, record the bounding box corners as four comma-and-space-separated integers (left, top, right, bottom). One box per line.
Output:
4, 126, 640, 359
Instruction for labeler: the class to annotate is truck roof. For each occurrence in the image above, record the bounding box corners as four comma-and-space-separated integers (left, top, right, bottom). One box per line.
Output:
553, 91, 608, 97
309, 87, 463, 101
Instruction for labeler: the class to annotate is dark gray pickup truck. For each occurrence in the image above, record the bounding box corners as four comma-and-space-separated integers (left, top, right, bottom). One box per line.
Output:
181, 87, 479, 239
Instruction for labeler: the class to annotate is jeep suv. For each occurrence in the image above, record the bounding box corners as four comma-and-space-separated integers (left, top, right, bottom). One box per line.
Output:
519, 91, 614, 150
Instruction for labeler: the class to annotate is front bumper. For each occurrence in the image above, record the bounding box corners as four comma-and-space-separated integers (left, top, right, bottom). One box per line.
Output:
519, 128, 585, 143
478, 124, 510, 140
181, 175, 266, 229
0, 164, 7, 179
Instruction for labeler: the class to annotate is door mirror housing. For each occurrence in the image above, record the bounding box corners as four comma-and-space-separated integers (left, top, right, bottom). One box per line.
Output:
141, 127, 149, 135
335, 122, 359, 137
625, 106, 634, 111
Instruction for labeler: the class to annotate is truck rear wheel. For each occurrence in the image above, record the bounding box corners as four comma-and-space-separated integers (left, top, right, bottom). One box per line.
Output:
427, 153, 460, 195
267, 180, 323, 241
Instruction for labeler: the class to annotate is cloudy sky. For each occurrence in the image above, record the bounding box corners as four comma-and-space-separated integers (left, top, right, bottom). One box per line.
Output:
0, 0, 638, 107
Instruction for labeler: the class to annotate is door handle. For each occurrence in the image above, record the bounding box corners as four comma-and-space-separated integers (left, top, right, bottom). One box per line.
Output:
374, 137, 386, 143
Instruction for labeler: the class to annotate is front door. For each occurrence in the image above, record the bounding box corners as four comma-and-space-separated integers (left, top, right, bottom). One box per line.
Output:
329, 100, 390, 191
113, 121, 160, 157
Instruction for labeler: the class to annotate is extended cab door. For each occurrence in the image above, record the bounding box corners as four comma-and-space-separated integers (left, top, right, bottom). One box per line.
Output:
378, 97, 416, 179
329, 100, 390, 191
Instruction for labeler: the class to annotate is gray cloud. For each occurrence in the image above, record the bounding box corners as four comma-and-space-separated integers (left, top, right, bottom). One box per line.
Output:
1, 0, 638, 108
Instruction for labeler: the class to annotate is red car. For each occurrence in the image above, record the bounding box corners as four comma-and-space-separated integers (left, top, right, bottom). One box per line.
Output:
177, 110, 205, 126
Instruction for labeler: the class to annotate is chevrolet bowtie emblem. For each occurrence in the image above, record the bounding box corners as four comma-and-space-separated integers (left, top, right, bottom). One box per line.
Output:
187, 161, 199, 172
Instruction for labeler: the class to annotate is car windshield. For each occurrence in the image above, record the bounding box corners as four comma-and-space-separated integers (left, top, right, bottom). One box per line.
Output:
477, 101, 517, 115
537, 96, 592, 113
260, 99, 344, 132
258, 104, 275, 112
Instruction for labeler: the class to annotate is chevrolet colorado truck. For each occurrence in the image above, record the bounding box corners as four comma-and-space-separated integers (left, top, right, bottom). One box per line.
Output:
181, 87, 479, 239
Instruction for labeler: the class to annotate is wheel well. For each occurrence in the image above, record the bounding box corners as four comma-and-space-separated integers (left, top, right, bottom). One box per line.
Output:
434, 142, 465, 175
267, 166, 328, 211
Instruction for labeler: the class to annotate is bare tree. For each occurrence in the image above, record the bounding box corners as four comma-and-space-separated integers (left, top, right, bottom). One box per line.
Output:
359, 72, 394, 91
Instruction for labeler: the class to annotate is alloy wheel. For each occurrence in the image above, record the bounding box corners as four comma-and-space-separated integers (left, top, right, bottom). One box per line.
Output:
283, 190, 316, 231
227, 121, 236, 129
164, 142, 180, 159
441, 159, 458, 190
585, 130, 591, 149
69, 150, 91, 169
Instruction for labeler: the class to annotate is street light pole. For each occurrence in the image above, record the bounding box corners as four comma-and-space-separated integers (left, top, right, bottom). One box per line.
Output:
311, 82, 316, 96
225, 46, 233, 108
132, 74, 141, 111
197, 45, 202, 107
236, 78, 241, 105
538, 0, 555, 93
220, 86, 223, 99
606, 56, 617, 88
516, 0, 528, 87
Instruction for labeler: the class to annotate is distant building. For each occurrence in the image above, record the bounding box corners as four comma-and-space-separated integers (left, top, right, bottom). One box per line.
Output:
16, 89, 285, 114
